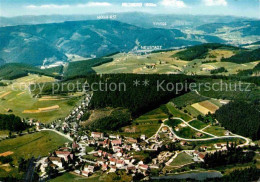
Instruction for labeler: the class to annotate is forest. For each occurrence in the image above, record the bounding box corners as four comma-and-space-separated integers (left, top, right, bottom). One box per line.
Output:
222, 48, 260, 63
237, 63, 260, 76
202, 142, 255, 168
172, 43, 237, 61
210, 67, 228, 74
215, 101, 260, 140
64, 58, 113, 78
0, 114, 27, 132
87, 74, 193, 117
88, 108, 131, 131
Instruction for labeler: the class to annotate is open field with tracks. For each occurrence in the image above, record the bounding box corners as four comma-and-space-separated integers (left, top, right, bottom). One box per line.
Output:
0, 74, 83, 123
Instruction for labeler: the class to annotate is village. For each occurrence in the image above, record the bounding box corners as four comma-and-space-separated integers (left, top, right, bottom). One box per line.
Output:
26, 92, 245, 181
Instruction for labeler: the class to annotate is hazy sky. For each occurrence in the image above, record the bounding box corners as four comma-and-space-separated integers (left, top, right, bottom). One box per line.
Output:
1, 0, 260, 18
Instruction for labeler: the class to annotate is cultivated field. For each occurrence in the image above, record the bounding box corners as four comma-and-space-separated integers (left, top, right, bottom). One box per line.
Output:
0, 131, 70, 164
0, 74, 83, 123
191, 100, 219, 115
93, 51, 259, 75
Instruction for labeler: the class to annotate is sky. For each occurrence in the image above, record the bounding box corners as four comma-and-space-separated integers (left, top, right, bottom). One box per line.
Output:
0, 0, 260, 18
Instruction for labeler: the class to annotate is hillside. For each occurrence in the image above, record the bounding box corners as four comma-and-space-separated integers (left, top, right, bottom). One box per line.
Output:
197, 21, 260, 36
0, 20, 225, 66
64, 58, 113, 78
222, 48, 260, 63
0, 63, 57, 80
172, 43, 239, 61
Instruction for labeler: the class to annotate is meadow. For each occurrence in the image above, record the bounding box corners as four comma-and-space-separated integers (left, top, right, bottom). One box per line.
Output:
0, 131, 70, 164
0, 74, 83, 123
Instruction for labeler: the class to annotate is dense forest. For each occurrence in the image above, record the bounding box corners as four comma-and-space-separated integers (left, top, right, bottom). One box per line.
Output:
222, 48, 260, 63
215, 101, 260, 140
202, 142, 255, 168
88, 108, 131, 131
64, 58, 113, 78
0, 114, 27, 132
0, 63, 60, 80
87, 74, 193, 117
237, 63, 260, 76
172, 43, 238, 61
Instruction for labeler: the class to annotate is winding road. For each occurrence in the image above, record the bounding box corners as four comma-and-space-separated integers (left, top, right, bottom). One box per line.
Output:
147, 117, 250, 147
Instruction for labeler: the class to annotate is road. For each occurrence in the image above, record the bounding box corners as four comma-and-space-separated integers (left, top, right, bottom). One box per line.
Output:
147, 117, 250, 147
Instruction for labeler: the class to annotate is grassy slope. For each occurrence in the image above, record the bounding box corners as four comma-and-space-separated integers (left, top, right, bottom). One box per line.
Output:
0, 131, 70, 164
0, 75, 82, 123
170, 152, 193, 166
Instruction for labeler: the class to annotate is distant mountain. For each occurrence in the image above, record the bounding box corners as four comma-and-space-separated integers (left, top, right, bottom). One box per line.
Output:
0, 20, 226, 66
197, 20, 260, 37
0, 13, 251, 28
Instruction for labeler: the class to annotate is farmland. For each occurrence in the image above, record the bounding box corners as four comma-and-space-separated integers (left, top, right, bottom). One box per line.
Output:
0, 74, 83, 123
0, 131, 70, 164
93, 47, 259, 76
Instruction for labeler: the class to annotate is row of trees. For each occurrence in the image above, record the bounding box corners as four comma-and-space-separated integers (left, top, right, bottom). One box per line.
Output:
0, 114, 27, 132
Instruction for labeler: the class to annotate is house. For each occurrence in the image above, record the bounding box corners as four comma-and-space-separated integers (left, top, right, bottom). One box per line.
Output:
127, 166, 136, 173
225, 131, 231, 136
48, 157, 63, 169
198, 153, 205, 162
102, 164, 108, 171
125, 145, 131, 151
111, 139, 122, 146
55, 151, 73, 161
116, 160, 125, 168
214, 143, 222, 149
97, 158, 106, 166
140, 134, 146, 140
110, 158, 117, 166
98, 150, 102, 156
91, 132, 104, 139
82, 171, 89, 177
126, 138, 138, 144
109, 166, 117, 173
196, 132, 203, 137
180, 141, 187, 146
84, 165, 94, 173
200, 146, 208, 151
139, 164, 149, 171
72, 142, 79, 149
124, 157, 131, 164
162, 127, 168, 133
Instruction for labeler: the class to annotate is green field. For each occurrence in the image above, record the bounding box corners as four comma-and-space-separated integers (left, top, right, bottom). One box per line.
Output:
166, 102, 192, 121
172, 91, 208, 108
93, 49, 259, 76
189, 120, 208, 130
50, 172, 101, 182
0, 131, 70, 164
0, 74, 83, 123
133, 105, 169, 124
111, 105, 169, 138
203, 126, 227, 136
170, 152, 194, 167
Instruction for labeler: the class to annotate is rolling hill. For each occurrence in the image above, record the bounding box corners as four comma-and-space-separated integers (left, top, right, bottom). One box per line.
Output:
0, 20, 226, 66
0, 63, 58, 80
